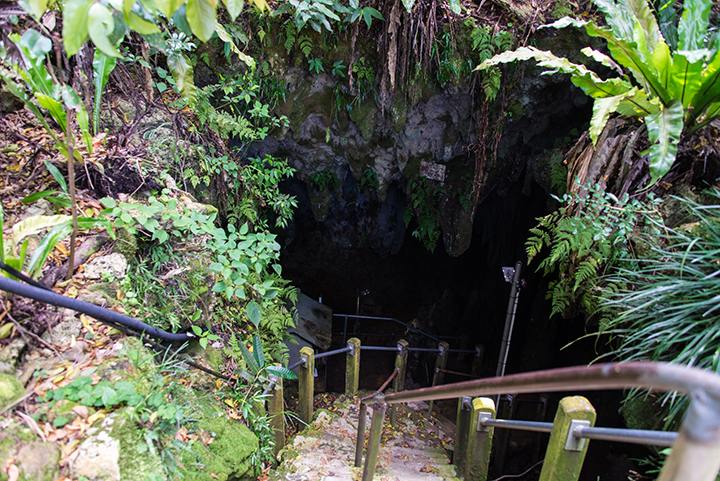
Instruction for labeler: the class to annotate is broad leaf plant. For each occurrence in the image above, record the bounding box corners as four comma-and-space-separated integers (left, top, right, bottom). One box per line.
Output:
477, 0, 720, 185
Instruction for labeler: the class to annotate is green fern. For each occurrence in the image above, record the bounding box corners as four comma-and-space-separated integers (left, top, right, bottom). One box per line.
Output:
284, 22, 297, 54
526, 183, 660, 319
298, 36, 313, 58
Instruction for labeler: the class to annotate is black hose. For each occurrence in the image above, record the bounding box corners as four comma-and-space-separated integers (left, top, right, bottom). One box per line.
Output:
0, 275, 195, 343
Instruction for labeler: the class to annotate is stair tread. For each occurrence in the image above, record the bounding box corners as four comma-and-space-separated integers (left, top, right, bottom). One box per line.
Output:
272, 395, 460, 480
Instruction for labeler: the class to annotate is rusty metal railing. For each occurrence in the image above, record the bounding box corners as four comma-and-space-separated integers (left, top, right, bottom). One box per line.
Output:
357, 362, 720, 481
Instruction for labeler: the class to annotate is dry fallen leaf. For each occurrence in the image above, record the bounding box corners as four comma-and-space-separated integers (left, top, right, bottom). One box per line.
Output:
72, 405, 89, 419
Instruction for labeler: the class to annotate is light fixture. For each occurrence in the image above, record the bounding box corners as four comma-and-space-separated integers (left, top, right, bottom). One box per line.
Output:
502, 267, 515, 283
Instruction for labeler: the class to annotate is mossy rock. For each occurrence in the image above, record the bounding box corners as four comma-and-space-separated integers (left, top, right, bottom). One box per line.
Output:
75, 408, 164, 481
113, 228, 138, 259
0, 419, 60, 481
176, 410, 259, 481
349, 98, 378, 142
0, 373, 23, 410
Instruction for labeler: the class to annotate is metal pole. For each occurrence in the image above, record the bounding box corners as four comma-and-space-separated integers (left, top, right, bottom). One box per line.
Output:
496, 261, 523, 379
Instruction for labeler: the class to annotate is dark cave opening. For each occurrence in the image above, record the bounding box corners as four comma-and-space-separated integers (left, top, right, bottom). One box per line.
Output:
279, 166, 651, 480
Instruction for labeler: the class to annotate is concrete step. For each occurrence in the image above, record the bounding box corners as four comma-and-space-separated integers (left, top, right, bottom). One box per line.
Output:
271, 394, 461, 481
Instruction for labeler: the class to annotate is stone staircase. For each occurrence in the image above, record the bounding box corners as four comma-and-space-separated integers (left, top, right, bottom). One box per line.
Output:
271, 395, 461, 481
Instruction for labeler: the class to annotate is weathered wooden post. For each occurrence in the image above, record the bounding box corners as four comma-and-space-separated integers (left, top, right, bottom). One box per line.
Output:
428, 341, 450, 414
538, 396, 596, 481
471, 344, 484, 377
453, 396, 473, 473
298, 346, 315, 425
346, 337, 361, 396
362, 397, 387, 481
390, 339, 408, 427
466, 397, 496, 481
268, 375, 285, 456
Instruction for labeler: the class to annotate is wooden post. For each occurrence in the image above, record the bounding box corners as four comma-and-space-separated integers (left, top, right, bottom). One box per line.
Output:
355, 402, 368, 468
466, 397, 496, 481
471, 344, 484, 377
268, 376, 285, 456
538, 396, 596, 481
657, 392, 720, 481
362, 398, 387, 481
346, 337, 361, 396
390, 340, 408, 426
298, 346, 315, 425
429, 341, 450, 414
453, 397, 472, 473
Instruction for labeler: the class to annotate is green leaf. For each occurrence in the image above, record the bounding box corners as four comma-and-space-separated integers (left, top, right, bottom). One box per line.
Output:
584, 23, 671, 106
677, 0, 712, 51
589, 94, 624, 144
87, 3, 121, 58
214, 24, 255, 69
669, 52, 707, 111
22, 190, 64, 204
19, 28, 52, 59
448, 0, 460, 15
62, 0, 93, 56
167, 53, 197, 106
265, 365, 298, 380
0, 73, 56, 142
238, 339, 260, 374
22, 0, 47, 20
27, 221, 73, 278
43, 160, 68, 192
246, 300, 261, 328
252, 334, 264, 367
125, 12, 160, 35
646, 99, 684, 185
186, 0, 218, 42
221, 0, 243, 21
11, 214, 72, 247
154, 0, 187, 19
92, 50, 117, 135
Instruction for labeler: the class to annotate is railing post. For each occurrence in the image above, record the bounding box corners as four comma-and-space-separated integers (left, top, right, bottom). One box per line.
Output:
466, 397, 496, 481
471, 344, 484, 377
429, 341, 450, 414
346, 337, 361, 396
362, 397, 387, 481
355, 402, 368, 467
453, 396, 472, 473
390, 339, 408, 426
298, 346, 315, 425
538, 396, 596, 481
268, 375, 285, 456
657, 392, 720, 481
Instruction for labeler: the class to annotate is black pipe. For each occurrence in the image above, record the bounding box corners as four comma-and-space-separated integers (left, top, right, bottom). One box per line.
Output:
0, 275, 195, 343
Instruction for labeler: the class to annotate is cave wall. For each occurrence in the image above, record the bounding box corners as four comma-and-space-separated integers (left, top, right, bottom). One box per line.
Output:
236, 26, 593, 258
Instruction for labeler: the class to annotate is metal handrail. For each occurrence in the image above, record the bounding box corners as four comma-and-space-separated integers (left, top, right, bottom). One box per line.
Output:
359, 362, 720, 481
361, 362, 720, 405
334, 313, 444, 344
480, 418, 678, 447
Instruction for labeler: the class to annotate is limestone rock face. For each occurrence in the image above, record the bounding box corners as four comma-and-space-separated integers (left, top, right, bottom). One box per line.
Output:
0, 338, 26, 375
84, 253, 128, 280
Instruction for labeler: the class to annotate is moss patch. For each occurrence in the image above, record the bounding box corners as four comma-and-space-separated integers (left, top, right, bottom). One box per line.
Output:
0, 373, 23, 410
176, 411, 259, 481
0, 420, 60, 481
